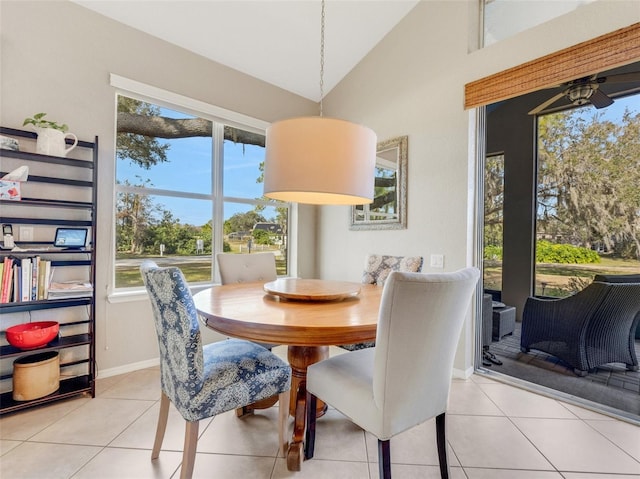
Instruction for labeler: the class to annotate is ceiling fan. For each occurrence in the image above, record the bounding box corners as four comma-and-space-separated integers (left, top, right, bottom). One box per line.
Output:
528, 71, 640, 115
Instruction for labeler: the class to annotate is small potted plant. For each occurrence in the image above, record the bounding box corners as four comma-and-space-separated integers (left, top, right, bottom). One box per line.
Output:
23, 112, 69, 133
23, 113, 77, 157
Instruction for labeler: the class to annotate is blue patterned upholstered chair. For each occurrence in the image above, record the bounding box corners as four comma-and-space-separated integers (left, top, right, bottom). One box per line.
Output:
306, 269, 480, 479
340, 254, 424, 351
140, 261, 291, 479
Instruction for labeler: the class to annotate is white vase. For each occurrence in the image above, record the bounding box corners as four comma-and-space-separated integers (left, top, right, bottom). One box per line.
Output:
35, 127, 78, 157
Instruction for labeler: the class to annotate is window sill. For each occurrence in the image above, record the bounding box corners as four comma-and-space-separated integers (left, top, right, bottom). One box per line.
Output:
107, 283, 215, 304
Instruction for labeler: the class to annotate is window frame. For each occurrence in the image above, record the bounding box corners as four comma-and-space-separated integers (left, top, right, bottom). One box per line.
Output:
109, 75, 295, 296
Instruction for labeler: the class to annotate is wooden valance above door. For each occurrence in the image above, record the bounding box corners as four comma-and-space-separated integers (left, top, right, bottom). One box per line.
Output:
465, 22, 640, 109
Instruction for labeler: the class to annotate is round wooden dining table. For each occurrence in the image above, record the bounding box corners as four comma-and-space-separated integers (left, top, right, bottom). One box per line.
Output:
192, 278, 382, 471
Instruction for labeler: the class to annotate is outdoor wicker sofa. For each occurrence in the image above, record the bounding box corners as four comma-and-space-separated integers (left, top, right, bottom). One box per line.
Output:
520, 275, 640, 376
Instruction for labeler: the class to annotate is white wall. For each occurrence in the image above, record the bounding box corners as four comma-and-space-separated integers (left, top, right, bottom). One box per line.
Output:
318, 0, 640, 374
1, 0, 638, 377
0, 0, 317, 375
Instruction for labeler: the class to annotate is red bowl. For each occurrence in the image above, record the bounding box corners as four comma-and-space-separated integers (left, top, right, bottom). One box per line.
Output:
5, 321, 59, 350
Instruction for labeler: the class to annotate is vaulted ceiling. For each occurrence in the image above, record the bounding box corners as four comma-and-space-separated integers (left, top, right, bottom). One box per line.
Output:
72, 0, 419, 101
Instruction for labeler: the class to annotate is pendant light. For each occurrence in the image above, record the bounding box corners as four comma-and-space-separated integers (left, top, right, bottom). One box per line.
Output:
263, 0, 377, 205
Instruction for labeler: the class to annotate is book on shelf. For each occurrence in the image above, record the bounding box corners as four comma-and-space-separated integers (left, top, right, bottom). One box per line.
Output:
38, 260, 50, 300
31, 255, 40, 301
1, 257, 13, 303
20, 257, 31, 302
12, 263, 19, 302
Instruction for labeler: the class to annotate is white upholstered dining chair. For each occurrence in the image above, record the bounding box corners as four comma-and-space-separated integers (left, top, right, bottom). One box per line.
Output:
216, 251, 277, 284
216, 254, 278, 347
216, 252, 280, 415
305, 268, 480, 479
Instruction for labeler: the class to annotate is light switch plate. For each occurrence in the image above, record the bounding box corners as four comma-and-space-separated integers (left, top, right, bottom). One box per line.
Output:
19, 226, 33, 242
430, 254, 444, 268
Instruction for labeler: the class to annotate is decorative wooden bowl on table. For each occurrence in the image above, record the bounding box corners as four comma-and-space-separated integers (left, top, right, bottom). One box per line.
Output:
263, 278, 361, 301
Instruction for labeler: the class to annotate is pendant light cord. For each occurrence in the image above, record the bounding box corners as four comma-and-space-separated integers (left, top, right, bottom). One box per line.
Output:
319, 0, 325, 117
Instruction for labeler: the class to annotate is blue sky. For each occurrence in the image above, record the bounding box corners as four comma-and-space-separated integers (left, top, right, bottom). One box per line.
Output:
118, 135, 266, 198
587, 93, 638, 122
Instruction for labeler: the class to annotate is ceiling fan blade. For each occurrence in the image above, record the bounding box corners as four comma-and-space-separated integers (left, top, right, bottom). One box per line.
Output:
528, 92, 565, 115
590, 89, 614, 108
598, 72, 640, 84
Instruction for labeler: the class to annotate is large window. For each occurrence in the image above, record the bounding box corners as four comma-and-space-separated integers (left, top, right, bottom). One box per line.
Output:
113, 90, 289, 289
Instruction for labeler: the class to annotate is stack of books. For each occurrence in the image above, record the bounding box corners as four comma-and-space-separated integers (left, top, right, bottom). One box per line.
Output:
0, 256, 53, 303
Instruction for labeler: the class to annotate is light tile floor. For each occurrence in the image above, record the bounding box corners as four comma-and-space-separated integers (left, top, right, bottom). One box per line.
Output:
1, 346, 640, 479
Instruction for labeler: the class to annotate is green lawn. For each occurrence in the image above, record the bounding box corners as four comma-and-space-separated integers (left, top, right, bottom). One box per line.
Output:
484, 256, 639, 297
116, 259, 214, 287
115, 244, 287, 288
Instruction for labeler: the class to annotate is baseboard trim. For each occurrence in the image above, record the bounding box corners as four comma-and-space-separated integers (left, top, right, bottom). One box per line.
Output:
453, 366, 474, 379
97, 358, 159, 379
98, 359, 474, 381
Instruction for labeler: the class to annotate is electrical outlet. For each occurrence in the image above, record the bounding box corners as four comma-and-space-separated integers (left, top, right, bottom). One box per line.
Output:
430, 254, 444, 268
19, 226, 33, 242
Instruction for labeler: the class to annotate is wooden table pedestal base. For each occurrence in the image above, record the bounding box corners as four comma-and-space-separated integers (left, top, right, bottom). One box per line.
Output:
286, 345, 328, 471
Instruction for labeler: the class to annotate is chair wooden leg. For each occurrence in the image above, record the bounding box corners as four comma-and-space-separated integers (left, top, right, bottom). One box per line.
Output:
152, 392, 170, 460
287, 385, 307, 471
436, 412, 449, 479
278, 390, 290, 457
235, 395, 279, 417
180, 420, 199, 479
304, 391, 317, 460
235, 405, 253, 417
378, 439, 391, 479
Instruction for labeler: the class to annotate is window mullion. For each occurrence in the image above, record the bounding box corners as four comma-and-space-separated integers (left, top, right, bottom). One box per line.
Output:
212, 122, 225, 282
